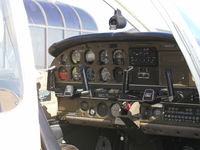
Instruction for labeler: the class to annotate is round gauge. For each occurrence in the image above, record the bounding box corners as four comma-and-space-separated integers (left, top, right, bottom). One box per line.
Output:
60, 54, 67, 65
71, 67, 81, 81
86, 67, 95, 81
80, 101, 89, 111
71, 50, 81, 64
113, 49, 124, 65
85, 50, 95, 64
100, 68, 111, 82
97, 102, 108, 117
111, 103, 121, 117
99, 50, 109, 64
58, 66, 68, 80
113, 67, 123, 82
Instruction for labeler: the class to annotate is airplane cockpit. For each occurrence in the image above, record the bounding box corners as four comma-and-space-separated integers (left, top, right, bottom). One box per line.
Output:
47, 32, 200, 150
2, 0, 200, 150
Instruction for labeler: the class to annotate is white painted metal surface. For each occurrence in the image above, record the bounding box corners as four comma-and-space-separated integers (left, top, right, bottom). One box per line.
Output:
0, 0, 40, 149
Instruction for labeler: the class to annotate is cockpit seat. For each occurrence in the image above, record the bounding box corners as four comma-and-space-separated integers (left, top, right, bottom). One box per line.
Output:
39, 102, 78, 150
0, 88, 19, 112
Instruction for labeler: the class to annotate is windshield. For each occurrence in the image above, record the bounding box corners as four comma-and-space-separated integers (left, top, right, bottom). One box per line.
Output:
64, 0, 170, 33
116, 0, 170, 32
0, 1, 23, 104
148, 0, 200, 95
174, 1, 200, 46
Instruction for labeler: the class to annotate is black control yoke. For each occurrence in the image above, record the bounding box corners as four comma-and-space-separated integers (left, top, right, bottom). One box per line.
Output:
80, 65, 91, 96
164, 68, 175, 102
122, 66, 133, 94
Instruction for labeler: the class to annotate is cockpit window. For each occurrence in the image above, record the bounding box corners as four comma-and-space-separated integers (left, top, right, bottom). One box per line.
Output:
176, 2, 200, 46
0, 2, 23, 112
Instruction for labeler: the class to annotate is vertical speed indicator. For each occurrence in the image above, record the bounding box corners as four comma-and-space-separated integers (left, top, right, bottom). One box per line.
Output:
113, 49, 125, 65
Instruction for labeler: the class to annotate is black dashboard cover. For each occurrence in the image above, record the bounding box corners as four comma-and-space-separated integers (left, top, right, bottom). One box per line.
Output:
48, 32, 175, 57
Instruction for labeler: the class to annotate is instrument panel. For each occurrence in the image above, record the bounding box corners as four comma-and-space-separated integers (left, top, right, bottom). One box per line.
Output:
54, 44, 160, 85
48, 32, 199, 139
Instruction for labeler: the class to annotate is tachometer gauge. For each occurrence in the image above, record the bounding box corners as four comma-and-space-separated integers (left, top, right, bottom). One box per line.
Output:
71, 50, 81, 64
113, 49, 124, 65
99, 50, 109, 64
100, 68, 111, 82
97, 102, 108, 117
71, 66, 81, 81
85, 50, 95, 64
111, 103, 121, 117
86, 67, 95, 81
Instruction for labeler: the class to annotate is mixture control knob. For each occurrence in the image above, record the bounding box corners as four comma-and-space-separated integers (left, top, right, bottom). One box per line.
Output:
123, 103, 132, 111
121, 102, 132, 115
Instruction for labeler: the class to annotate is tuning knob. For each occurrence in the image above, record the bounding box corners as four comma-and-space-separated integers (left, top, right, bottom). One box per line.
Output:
176, 91, 184, 101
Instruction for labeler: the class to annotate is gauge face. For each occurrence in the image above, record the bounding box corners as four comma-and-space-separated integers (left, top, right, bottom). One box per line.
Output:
111, 103, 121, 117
60, 54, 67, 65
71, 50, 81, 64
85, 50, 95, 64
86, 67, 95, 81
97, 102, 108, 117
71, 67, 81, 81
80, 101, 89, 111
58, 66, 68, 80
113, 49, 124, 65
100, 68, 111, 82
113, 67, 123, 82
99, 50, 109, 64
